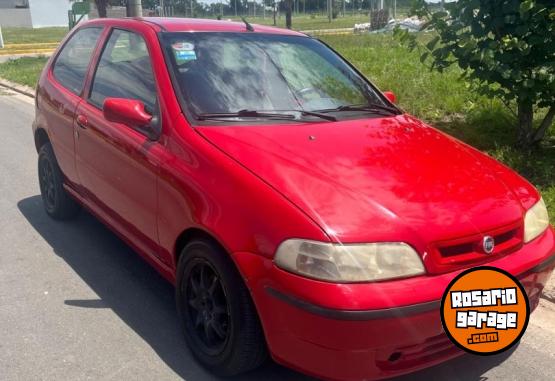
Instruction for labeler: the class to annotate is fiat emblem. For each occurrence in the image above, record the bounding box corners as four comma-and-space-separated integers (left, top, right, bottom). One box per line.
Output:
482, 236, 495, 254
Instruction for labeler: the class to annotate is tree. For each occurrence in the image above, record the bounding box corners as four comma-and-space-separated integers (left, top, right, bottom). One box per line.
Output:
94, 0, 109, 17
285, 0, 293, 29
396, 0, 555, 147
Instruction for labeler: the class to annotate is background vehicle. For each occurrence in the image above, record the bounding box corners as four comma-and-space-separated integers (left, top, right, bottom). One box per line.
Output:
33, 18, 555, 381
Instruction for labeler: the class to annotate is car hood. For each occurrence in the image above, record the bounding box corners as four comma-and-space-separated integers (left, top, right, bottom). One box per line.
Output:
196, 115, 532, 246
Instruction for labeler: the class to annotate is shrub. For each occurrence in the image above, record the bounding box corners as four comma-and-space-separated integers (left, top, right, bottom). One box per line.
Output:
395, 0, 555, 147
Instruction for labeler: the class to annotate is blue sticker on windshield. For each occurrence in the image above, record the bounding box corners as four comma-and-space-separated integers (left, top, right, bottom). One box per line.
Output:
172, 42, 196, 64
176, 50, 196, 60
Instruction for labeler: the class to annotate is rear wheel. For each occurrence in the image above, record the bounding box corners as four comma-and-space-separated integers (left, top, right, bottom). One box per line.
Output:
176, 240, 267, 376
38, 143, 80, 220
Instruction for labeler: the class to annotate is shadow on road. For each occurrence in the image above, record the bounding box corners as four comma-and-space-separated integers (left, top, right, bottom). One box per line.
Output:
18, 195, 516, 381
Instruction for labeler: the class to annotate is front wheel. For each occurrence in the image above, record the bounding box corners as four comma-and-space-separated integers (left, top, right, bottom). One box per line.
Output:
176, 240, 267, 376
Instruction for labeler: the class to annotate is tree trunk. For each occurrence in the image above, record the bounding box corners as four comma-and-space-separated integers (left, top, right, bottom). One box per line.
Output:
127, 0, 142, 17
285, 0, 292, 29
95, 0, 108, 18
532, 106, 555, 144
517, 100, 534, 147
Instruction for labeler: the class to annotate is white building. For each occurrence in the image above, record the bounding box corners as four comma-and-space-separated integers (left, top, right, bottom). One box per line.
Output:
0, 0, 73, 28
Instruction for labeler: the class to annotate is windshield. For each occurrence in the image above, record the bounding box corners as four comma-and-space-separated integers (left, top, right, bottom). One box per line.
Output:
161, 32, 396, 122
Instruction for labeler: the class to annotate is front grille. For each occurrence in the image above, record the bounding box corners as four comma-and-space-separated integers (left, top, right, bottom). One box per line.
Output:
438, 227, 520, 258
426, 221, 523, 274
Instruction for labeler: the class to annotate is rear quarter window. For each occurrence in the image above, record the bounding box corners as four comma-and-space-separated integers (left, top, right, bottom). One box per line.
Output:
52, 27, 103, 95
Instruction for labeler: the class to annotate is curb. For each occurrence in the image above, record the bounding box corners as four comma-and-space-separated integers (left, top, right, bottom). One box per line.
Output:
0, 77, 35, 98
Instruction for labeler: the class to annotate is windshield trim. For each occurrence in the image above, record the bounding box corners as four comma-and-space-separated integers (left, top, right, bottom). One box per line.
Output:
158, 31, 402, 127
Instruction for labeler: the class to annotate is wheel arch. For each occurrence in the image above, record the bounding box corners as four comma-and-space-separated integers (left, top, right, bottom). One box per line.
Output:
174, 227, 235, 270
173, 227, 263, 308
34, 128, 51, 152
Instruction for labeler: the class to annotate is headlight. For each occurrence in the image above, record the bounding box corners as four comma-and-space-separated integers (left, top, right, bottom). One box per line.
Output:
274, 239, 425, 282
524, 197, 550, 243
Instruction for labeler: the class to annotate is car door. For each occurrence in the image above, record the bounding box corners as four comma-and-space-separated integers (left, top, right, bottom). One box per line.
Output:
39, 27, 103, 186
74, 27, 162, 259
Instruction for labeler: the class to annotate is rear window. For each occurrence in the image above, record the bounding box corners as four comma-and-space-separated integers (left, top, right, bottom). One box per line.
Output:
52, 27, 102, 95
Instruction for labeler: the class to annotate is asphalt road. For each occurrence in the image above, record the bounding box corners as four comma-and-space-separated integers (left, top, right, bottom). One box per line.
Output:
1, 87, 555, 381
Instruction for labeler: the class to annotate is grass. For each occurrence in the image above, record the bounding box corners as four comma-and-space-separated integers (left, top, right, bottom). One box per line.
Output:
0, 56, 47, 88
229, 8, 410, 31
231, 14, 373, 31
0, 14, 394, 47
0, 31, 553, 222
321, 33, 468, 120
0, 27, 68, 44
0, 15, 388, 54
0, 27, 66, 55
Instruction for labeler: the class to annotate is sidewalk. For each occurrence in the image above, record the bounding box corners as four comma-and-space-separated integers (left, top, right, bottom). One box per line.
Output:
0, 52, 52, 63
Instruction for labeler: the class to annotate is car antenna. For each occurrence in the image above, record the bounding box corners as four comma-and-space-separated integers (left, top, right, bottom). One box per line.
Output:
241, 17, 254, 32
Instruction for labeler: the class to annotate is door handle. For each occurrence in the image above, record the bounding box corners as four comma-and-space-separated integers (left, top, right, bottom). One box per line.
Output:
76, 114, 88, 129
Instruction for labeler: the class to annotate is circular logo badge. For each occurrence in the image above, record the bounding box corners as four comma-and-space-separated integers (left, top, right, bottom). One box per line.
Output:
440, 266, 529, 355
482, 236, 495, 254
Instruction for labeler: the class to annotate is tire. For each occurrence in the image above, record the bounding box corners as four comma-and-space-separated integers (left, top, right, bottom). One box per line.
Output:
176, 239, 267, 377
38, 143, 80, 220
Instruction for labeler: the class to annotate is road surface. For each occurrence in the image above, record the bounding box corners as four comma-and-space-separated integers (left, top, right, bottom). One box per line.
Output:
1, 87, 554, 380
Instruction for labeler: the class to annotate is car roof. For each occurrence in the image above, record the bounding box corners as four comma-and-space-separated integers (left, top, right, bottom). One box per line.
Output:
87, 17, 307, 37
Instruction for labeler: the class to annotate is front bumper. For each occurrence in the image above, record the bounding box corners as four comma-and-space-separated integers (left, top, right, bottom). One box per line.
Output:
233, 226, 555, 381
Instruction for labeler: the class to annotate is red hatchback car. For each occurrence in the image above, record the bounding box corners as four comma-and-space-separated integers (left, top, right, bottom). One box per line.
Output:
33, 17, 554, 381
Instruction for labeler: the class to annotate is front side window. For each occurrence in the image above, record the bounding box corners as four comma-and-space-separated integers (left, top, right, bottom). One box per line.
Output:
52, 27, 102, 94
161, 32, 393, 122
90, 29, 157, 112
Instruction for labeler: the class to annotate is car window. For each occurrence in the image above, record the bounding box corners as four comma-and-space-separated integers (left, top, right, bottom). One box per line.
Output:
89, 29, 157, 112
52, 27, 102, 95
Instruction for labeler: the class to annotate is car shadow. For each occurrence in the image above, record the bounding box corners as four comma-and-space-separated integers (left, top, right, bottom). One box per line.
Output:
18, 195, 516, 381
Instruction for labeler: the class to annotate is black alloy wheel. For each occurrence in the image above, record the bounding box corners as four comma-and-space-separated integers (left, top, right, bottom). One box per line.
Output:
176, 240, 267, 376
183, 259, 231, 355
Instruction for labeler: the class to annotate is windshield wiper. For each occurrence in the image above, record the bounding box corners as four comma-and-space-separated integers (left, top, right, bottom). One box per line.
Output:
196, 110, 296, 121
287, 109, 337, 122
317, 103, 399, 116
196, 109, 337, 122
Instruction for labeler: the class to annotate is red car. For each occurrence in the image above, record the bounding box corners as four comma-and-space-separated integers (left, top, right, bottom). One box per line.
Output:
33, 17, 554, 381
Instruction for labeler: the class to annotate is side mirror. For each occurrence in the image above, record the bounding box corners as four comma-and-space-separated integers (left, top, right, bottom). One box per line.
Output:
103, 98, 153, 128
383, 91, 396, 104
